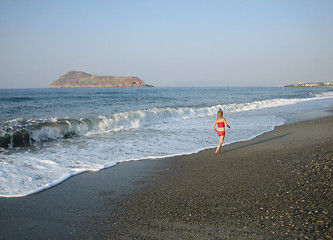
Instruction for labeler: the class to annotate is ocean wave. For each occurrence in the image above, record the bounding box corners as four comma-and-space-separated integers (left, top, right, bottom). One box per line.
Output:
1, 92, 332, 148
315, 90, 333, 98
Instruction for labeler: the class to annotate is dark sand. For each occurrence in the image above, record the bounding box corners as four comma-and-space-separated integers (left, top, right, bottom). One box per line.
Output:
0, 117, 332, 239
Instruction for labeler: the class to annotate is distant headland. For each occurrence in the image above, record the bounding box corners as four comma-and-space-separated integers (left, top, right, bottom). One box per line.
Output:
285, 82, 333, 87
49, 71, 153, 88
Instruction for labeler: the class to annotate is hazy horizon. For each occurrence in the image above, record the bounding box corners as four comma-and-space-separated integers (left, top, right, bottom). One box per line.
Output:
1, 0, 333, 88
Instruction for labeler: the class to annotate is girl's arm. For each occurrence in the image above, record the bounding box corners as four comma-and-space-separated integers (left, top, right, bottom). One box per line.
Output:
213, 120, 217, 132
224, 119, 231, 129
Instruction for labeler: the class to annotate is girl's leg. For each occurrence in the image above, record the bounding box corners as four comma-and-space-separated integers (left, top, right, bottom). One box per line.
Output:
215, 135, 225, 154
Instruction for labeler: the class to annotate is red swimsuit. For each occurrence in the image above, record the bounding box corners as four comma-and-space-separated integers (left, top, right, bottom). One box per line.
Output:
216, 121, 225, 136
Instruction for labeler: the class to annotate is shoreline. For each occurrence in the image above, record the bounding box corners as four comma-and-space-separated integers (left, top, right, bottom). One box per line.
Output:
0, 116, 332, 239
101, 116, 332, 239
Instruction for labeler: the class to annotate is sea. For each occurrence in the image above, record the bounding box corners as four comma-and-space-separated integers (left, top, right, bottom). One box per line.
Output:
0, 87, 332, 197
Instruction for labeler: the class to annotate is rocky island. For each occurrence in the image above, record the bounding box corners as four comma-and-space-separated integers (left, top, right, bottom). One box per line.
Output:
49, 71, 152, 88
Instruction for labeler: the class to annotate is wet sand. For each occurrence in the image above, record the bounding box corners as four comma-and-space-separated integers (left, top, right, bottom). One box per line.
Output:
0, 116, 332, 239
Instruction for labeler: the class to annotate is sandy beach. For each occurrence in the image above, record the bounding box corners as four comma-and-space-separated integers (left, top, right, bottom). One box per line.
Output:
0, 116, 332, 239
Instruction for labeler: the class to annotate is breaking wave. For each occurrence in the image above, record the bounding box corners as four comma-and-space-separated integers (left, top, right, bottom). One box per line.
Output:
1, 91, 332, 148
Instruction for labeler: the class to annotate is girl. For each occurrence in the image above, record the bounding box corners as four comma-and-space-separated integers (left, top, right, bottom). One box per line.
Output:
213, 109, 230, 154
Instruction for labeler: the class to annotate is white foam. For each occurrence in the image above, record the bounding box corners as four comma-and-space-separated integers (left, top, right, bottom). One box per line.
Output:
0, 113, 285, 197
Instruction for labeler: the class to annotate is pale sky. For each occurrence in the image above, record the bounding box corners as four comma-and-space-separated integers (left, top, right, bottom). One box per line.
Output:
0, 0, 332, 88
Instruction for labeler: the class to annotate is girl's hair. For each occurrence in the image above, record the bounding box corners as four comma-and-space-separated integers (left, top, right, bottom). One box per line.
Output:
217, 108, 223, 118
